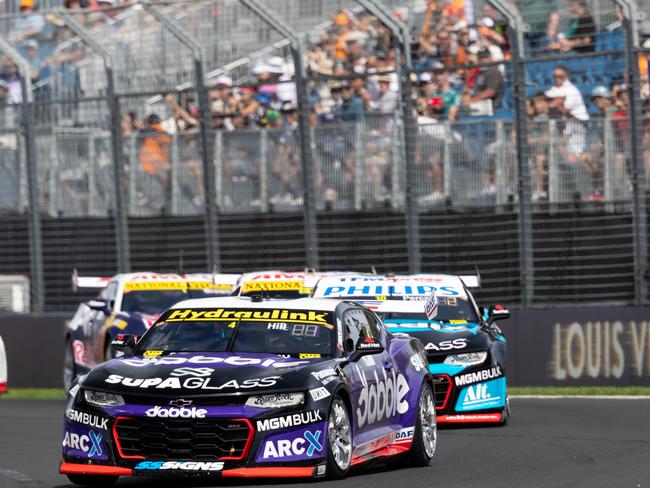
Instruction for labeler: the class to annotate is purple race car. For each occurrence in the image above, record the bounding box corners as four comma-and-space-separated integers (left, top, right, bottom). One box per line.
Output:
60, 297, 437, 485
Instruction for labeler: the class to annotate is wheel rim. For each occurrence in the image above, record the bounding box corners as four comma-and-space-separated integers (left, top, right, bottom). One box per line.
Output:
419, 387, 437, 458
63, 344, 74, 390
328, 398, 352, 471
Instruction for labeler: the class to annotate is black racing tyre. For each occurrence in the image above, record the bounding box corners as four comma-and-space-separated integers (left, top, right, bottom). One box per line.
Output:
501, 395, 511, 426
326, 395, 353, 479
63, 338, 77, 391
66, 474, 118, 487
405, 382, 437, 467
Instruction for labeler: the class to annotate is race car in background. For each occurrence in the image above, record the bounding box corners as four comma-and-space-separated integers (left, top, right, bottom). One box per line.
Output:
234, 270, 358, 299
312, 274, 511, 425
0, 333, 7, 393
63, 271, 240, 389
60, 296, 436, 485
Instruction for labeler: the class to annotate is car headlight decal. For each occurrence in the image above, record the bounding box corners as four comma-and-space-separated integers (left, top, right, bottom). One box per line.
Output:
245, 392, 304, 409
443, 351, 488, 367
84, 389, 125, 407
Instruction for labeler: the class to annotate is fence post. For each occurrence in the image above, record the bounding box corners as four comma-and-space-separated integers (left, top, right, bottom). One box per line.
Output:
214, 131, 224, 209
240, 0, 320, 269
59, 11, 131, 272
603, 116, 616, 206
487, 0, 533, 306
495, 120, 507, 206
357, 0, 420, 273
617, 0, 647, 304
259, 130, 269, 213
354, 123, 364, 210
548, 119, 560, 202
443, 122, 452, 199
169, 133, 180, 215
142, 2, 221, 271
0, 37, 43, 312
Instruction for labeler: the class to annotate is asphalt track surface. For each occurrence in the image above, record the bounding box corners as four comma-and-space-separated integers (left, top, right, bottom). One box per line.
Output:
1, 398, 649, 488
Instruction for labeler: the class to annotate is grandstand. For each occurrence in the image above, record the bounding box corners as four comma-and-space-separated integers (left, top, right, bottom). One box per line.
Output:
0, 0, 647, 311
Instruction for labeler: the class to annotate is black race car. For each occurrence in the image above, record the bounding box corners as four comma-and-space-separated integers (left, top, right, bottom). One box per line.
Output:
60, 296, 437, 485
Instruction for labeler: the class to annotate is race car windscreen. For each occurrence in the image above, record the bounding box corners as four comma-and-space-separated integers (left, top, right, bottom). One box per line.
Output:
121, 290, 190, 315
239, 281, 310, 299
382, 296, 479, 323
135, 308, 335, 357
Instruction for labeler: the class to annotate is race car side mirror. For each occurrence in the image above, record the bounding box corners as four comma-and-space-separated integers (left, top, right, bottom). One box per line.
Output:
488, 305, 510, 322
87, 299, 109, 312
348, 337, 385, 363
111, 334, 137, 357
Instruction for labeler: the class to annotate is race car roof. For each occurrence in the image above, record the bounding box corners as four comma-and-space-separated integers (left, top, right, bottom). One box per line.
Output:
169, 296, 341, 312
311, 274, 472, 299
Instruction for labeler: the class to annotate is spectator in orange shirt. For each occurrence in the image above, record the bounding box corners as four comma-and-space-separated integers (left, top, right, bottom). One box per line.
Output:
139, 114, 171, 187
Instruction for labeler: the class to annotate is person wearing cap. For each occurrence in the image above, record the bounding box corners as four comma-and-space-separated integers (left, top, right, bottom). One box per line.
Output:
336, 82, 364, 122
373, 74, 398, 114
461, 48, 504, 116
12, 0, 45, 47
591, 85, 615, 117
23, 38, 43, 81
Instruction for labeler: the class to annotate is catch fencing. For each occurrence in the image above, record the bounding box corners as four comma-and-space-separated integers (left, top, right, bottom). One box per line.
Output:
0, 0, 647, 312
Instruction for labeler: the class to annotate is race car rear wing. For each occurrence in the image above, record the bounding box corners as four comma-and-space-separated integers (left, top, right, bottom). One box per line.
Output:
459, 275, 481, 288
71, 269, 112, 291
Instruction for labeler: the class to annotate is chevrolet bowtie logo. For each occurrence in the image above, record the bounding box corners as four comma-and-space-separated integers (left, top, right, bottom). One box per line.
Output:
169, 399, 193, 407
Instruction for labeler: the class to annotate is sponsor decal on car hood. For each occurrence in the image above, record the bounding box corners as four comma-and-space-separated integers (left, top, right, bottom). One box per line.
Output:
385, 322, 490, 353
82, 352, 332, 395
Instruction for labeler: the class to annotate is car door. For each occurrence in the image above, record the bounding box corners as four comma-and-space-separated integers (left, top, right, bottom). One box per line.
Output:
342, 307, 392, 443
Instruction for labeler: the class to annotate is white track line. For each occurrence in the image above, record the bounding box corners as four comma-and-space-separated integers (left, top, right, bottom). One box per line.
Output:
0, 468, 44, 488
511, 395, 650, 400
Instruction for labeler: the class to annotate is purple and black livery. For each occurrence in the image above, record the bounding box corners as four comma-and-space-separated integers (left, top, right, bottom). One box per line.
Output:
60, 297, 437, 486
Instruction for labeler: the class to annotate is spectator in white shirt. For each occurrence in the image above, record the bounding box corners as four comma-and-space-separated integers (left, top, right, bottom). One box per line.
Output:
545, 65, 589, 158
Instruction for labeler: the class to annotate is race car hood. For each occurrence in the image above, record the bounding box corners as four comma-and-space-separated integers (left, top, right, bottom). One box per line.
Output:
80, 352, 331, 396
384, 320, 490, 355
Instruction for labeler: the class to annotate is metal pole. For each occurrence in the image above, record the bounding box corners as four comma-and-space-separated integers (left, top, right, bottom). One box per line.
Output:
487, 0, 533, 306
0, 37, 43, 312
293, 44, 320, 269
240, 0, 320, 268
356, 0, 420, 273
142, 3, 221, 271
59, 11, 131, 272
617, 0, 646, 303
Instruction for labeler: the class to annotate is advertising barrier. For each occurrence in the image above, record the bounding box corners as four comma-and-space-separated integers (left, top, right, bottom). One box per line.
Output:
502, 307, 650, 386
1, 307, 650, 388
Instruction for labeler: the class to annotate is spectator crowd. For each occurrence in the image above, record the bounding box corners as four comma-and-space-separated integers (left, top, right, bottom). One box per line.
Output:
1, 0, 650, 214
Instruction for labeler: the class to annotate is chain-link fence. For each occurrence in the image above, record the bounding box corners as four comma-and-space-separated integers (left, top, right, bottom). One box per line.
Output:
0, 0, 647, 312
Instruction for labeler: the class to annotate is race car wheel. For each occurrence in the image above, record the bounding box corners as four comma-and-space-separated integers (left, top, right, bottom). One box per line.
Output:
501, 395, 511, 426
63, 339, 76, 391
66, 474, 118, 487
406, 382, 437, 466
326, 396, 352, 479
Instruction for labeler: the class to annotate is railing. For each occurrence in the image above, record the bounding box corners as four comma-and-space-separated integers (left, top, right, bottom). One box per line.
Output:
0, 0, 647, 312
